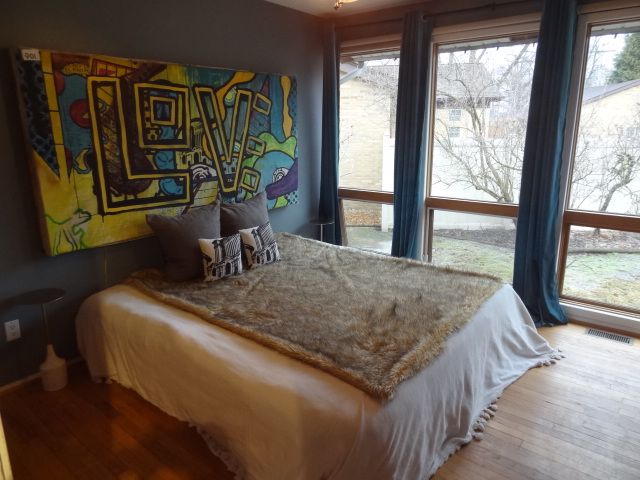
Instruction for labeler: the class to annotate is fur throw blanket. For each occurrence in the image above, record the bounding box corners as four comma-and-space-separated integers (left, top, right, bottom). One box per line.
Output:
127, 233, 502, 401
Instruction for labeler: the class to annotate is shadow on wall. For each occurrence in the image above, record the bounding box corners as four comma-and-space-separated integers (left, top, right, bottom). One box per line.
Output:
0, 236, 163, 386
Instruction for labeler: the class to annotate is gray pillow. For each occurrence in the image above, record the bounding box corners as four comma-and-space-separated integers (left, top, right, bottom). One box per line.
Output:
220, 191, 269, 237
146, 201, 220, 281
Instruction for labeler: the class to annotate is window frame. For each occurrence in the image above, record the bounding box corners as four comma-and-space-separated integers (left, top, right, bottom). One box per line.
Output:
448, 108, 462, 121
423, 15, 540, 262
337, 41, 400, 249
336, 4, 640, 329
557, 4, 640, 317
447, 126, 460, 137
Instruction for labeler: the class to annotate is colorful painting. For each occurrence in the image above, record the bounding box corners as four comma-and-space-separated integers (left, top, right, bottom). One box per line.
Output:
14, 48, 298, 256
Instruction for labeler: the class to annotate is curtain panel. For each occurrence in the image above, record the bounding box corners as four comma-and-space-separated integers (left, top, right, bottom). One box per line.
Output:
391, 12, 433, 259
318, 23, 342, 245
513, 0, 578, 326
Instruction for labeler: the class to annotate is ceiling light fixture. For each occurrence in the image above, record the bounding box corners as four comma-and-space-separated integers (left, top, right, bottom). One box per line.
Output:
334, 0, 358, 10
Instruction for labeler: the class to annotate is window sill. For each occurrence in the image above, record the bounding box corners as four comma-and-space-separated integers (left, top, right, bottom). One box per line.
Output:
561, 301, 640, 337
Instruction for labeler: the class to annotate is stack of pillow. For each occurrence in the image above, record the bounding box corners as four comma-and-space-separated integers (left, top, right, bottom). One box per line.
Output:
146, 191, 280, 282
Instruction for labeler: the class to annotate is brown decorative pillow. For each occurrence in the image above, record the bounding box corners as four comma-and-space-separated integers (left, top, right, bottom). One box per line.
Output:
220, 191, 269, 237
146, 201, 220, 281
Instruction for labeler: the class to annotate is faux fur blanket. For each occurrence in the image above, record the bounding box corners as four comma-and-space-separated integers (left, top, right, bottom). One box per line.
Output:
127, 233, 502, 401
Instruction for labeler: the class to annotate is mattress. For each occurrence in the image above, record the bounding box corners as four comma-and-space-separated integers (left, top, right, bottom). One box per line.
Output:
76, 282, 558, 480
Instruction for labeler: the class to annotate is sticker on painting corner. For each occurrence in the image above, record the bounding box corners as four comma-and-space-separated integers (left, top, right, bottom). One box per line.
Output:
21, 49, 40, 61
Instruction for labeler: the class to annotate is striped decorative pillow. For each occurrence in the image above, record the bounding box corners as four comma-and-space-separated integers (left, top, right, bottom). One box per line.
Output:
198, 234, 243, 282
238, 222, 280, 269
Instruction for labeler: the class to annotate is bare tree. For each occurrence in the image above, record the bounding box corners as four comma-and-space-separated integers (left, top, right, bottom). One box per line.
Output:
432, 44, 536, 204
570, 34, 640, 219
432, 40, 640, 218
570, 107, 640, 215
584, 36, 609, 88
356, 59, 400, 137
341, 39, 640, 223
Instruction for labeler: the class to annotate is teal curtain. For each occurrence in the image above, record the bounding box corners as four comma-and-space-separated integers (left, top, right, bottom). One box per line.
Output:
391, 12, 433, 259
513, 0, 577, 326
318, 22, 342, 245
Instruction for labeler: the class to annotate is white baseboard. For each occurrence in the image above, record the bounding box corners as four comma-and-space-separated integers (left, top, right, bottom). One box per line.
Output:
562, 302, 640, 337
0, 357, 83, 395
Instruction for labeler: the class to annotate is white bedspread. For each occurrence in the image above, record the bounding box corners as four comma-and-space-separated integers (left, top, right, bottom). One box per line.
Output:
76, 283, 557, 480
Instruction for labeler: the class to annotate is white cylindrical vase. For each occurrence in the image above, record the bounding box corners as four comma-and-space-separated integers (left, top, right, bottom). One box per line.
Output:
40, 344, 67, 391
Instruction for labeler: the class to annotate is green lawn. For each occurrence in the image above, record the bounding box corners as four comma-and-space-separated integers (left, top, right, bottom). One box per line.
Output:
431, 236, 514, 282
564, 252, 640, 310
345, 226, 392, 254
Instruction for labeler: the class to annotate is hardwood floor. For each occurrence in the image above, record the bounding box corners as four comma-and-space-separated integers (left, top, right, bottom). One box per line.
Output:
1, 323, 638, 479
0, 367, 228, 479
436, 324, 640, 480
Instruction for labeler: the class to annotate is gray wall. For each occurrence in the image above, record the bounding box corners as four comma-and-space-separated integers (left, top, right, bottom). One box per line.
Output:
0, 0, 323, 386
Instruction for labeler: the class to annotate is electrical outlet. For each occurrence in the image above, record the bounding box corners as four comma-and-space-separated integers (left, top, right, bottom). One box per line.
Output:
4, 319, 21, 341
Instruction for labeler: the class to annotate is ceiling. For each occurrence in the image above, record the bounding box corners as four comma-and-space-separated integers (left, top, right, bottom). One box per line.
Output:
263, 0, 421, 17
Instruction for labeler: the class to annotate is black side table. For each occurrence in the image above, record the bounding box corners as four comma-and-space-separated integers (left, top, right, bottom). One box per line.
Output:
310, 218, 335, 243
14, 288, 67, 391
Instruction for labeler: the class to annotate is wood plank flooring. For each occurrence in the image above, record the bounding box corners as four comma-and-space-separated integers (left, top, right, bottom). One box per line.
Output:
1, 323, 638, 479
436, 324, 640, 480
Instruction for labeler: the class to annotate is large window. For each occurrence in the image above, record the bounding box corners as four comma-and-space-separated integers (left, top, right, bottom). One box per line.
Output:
430, 36, 537, 204
559, 11, 640, 315
425, 22, 539, 279
339, 48, 399, 254
337, 9, 640, 323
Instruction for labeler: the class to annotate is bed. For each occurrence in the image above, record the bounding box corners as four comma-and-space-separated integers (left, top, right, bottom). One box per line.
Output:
76, 233, 559, 480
